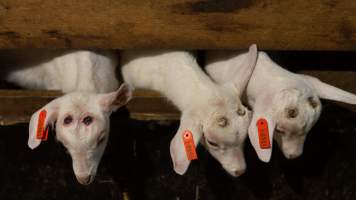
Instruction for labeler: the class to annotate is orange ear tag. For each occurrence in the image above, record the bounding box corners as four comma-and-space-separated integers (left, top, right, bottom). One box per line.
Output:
256, 118, 271, 149
36, 110, 48, 140
182, 130, 198, 161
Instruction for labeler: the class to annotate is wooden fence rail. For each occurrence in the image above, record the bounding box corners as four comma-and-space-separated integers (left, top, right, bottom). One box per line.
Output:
0, 0, 355, 50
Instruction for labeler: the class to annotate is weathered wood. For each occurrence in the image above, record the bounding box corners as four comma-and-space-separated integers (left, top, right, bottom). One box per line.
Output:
0, 89, 180, 125
125, 90, 180, 121
0, 0, 355, 50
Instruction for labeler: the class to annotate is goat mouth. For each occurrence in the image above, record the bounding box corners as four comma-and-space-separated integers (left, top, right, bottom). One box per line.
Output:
76, 174, 95, 185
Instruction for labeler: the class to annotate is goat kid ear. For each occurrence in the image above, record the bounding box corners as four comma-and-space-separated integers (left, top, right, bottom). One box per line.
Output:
248, 113, 275, 163
99, 83, 133, 112
228, 44, 258, 97
301, 74, 356, 105
28, 98, 60, 149
170, 112, 203, 175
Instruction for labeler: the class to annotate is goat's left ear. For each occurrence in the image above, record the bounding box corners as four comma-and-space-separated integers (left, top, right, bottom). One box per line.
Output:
300, 74, 356, 105
99, 83, 133, 112
248, 113, 275, 163
28, 99, 60, 149
228, 44, 258, 97
170, 111, 203, 175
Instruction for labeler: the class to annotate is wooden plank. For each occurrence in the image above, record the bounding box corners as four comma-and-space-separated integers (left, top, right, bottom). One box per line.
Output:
0, 89, 180, 126
0, 0, 355, 50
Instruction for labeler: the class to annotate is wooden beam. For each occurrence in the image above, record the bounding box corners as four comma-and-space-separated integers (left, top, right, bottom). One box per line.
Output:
0, 89, 180, 126
0, 0, 355, 50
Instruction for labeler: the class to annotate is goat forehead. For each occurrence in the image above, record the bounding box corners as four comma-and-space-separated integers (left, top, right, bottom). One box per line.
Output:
208, 101, 237, 116
274, 96, 311, 115
60, 95, 99, 114
206, 126, 239, 143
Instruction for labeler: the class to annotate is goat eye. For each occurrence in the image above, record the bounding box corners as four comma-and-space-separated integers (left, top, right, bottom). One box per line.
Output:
207, 140, 219, 148
97, 135, 106, 146
217, 117, 228, 127
83, 116, 93, 125
63, 115, 73, 125
287, 108, 298, 118
237, 108, 246, 116
275, 128, 285, 135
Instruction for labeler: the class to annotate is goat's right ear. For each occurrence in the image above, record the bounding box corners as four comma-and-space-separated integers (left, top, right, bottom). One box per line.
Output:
170, 112, 202, 175
99, 83, 133, 112
28, 99, 60, 149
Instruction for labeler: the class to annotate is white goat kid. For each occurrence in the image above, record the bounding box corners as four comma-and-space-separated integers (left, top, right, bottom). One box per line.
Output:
121, 45, 257, 177
206, 51, 356, 162
5, 50, 132, 185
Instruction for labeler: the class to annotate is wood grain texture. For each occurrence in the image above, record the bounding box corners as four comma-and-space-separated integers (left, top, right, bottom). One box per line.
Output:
0, 0, 355, 50
0, 89, 180, 125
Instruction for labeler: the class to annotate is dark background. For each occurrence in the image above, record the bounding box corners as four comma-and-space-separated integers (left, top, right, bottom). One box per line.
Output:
0, 51, 356, 200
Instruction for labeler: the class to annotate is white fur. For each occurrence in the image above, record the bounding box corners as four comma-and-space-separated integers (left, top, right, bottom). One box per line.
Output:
6, 50, 118, 93
5, 50, 132, 185
206, 51, 356, 162
121, 45, 257, 177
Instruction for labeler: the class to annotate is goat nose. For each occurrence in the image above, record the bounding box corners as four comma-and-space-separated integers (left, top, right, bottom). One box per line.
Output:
287, 153, 299, 160
76, 175, 94, 185
233, 169, 246, 177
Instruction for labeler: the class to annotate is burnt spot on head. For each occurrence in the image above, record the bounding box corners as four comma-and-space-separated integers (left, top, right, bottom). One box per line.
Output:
286, 108, 299, 119
308, 96, 319, 108
237, 108, 246, 116
217, 116, 228, 127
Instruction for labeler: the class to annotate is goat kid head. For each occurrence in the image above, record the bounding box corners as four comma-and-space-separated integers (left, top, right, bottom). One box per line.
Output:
170, 44, 258, 177
28, 83, 132, 185
250, 74, 356, 162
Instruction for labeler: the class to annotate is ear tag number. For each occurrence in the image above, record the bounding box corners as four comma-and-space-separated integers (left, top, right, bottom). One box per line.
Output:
182, 130, 198, 161
257, 118, 271, 149
36, 110, 49, 141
